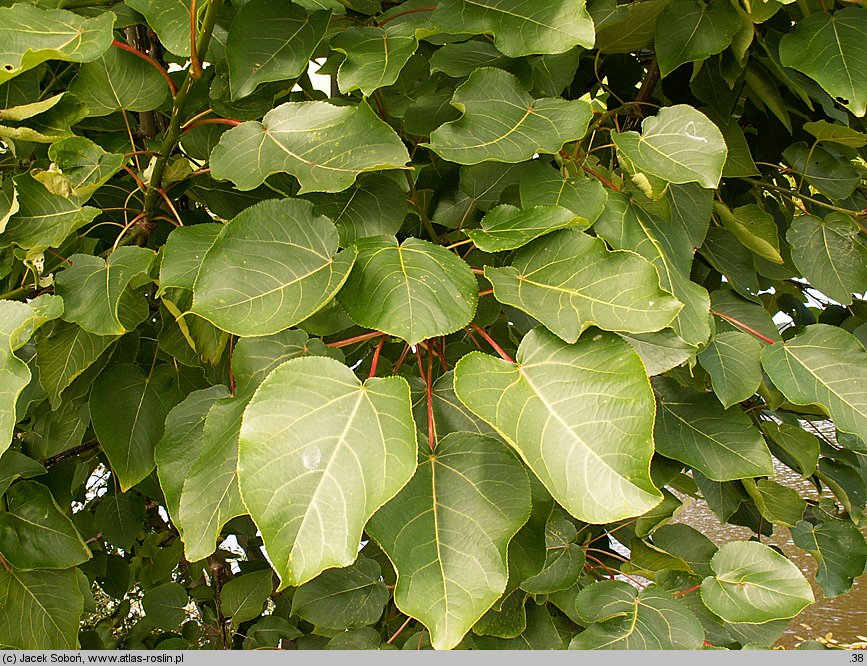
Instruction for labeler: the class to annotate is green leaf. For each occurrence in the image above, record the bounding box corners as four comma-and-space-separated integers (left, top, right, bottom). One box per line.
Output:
655, 0, 741, 77
55, 247, 155, 336
429, 40, 514, 77
2, 173, 100, 252
701, 541, 814, 623
454, 327, 662, 523
791, 518, 867, 598
190, 199, 356, 337
0, 451, 45, 497
761, 422, 819, 477
158, 223, 221, 295
226, 0, 328, 100
710, 289, 781, 342
304, 174, 407, 246
782, 142, 860, 200
590, 0, 669, 54
620, 330, 697, 376
142, 582, 188, 631
221, 570, 274, 625
468, 204, 586, 252
426, 68, 593, 165
595, 193, 711, 347
176, 393, 247, 561
762, 325, 867, 443
0, 569, 83, 649
209, 101, 409, 193
698, 331, 763, 408
803, 120, 867, 148
612, 105, 727, 189
124, 0, 192, 56
0, 5, 114, 86
473, 603, 564, 649
432, 0, 595, 56
367, 432, 531, 651
0, 481, 90, 570
653, 376, 774, 481
570, 580, 705, 649
651, 524, 718, 578
742, 478, 806, 527
787, 214, 867, 306
519, 165, 607, 225
94, 493, 145, 551
0, 178, 18, 236
155, 384, 231, 519
486, 229, 682, 342
716, 203, 782, 265
90, 363, 184, 491
337, 235, 478, 346
0, 296, 62, 457
238, 356, 417, 587
69, 46, 169, 117
520, 509, 585, 594
292, 557, 389, 630
332, 27, 417, 96
779, 8, 867, 117
35, 136, 124, 199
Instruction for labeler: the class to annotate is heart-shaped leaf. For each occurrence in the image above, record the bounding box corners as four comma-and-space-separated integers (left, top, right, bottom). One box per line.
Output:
239, 356, 417, 587
367, 432, 531, 650
337, 236, 478, 346
762, 325, 867, 443
332, 27, 417, 96
612, 105, 727, 189
701, 541, 814, 623
468, 205, 585, 252
427, 68, 592, 165
454, 327, 662, 523
191, 199, 356, 337
0, 569, 83, 648
209, 101, 410, 193
486, 229, 682, 342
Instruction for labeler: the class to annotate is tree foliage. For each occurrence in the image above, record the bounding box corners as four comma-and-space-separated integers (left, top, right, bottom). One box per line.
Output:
0, 0, 865, 651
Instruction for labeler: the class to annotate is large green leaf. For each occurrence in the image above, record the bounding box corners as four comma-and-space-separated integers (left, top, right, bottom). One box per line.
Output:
226, 0, 329, 100
190, 199, 356, 337
570, 580, 705, 649
485, 229, 682, 342
0, 5, 114, 86
655, 0, 741, 77
155, 384, 231, 519
697, 330, 763, 408
787, 214, 867, 306
332, 27, 418, 96
0, 569, 83, 649
782, 143, 860, 201
176, 393, 247, 562
590, 0, 669, 54
595, 193, 711, 347
762, 325, 867, 443
426, 68, 593, 165
468, 204, 586, 252
158, 223, 222, 294
0, 296, 62, 457
238, 356, 417, 587
209, 101, 409, 193
779, 8, 867, 117
367, 432, 531, 651
142, 582, 188, 631
612, 105, 727, 189
90, 364, 184, 491
454, 327, 662, 523
69, 46, 169, 117
2, 173, 99, 253
337, 236, 477, 346
55, 247, 155, 336
791, 518, 867, 598
701, 541, 814, 623
432, 0, 595, 56
518, 165, 607, 225
653, 377, 774, 481
123, 0, 192, 57
0, 481, 90, 570
292, 557, 389, 630
94, 493, 145, 552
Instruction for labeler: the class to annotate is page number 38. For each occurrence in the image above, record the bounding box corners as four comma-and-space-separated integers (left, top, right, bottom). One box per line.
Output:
852, 654, 864, 661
